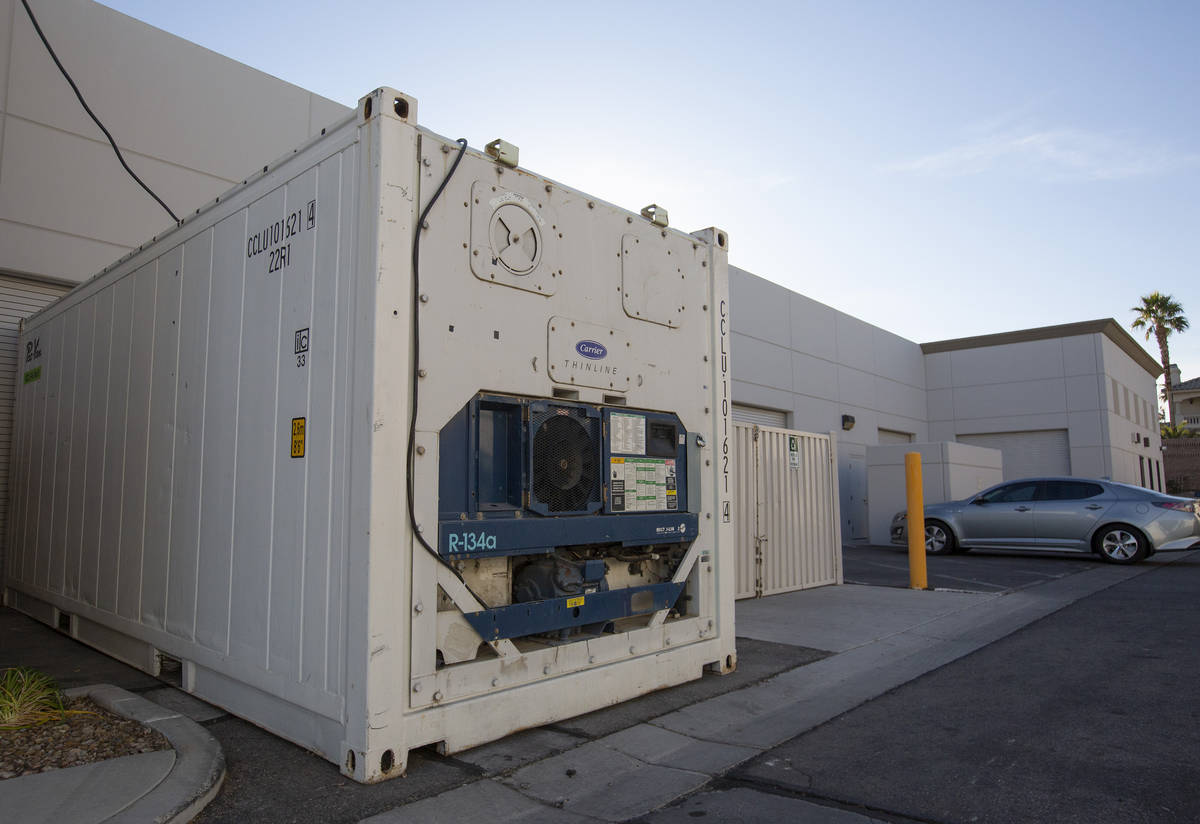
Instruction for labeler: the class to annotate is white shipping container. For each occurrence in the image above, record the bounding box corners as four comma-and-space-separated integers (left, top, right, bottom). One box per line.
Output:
5, 88, 736, 781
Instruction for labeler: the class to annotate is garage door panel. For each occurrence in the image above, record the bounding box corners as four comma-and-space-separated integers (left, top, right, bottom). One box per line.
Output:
958, 430, 1070, 480
732, 404, 787, 428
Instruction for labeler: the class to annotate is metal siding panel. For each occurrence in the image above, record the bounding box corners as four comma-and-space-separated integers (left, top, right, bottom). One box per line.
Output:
302, 151, 348, 692
39, 314, 70, 592
96, 275, 136, 614
269, 168, 319, 677
230, 188, 286, 666
194, 213, 248, 654
117, 263, 157, 622
79, 287, 116, 607
17, 324, 37, 565
325, 146, 357, 693
167, 233, 214, 640
733, 423, 757, 599
11, 319, 33, 584
142, 251, 184, 630
63, 300, 96, 599
5, 324, 24, 583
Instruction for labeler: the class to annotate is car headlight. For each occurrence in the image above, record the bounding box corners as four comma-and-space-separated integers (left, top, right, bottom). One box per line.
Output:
892, 512, 907, 524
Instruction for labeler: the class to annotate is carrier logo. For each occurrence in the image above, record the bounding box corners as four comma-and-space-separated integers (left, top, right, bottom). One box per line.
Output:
575, 340, 607, 360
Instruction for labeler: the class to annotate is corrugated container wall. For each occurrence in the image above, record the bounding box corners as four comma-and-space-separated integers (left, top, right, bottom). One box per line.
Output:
5, 89, 736, 781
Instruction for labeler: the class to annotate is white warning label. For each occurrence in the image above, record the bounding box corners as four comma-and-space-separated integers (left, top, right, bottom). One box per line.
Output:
610, 457, 677, 512
610, 413, 646, 456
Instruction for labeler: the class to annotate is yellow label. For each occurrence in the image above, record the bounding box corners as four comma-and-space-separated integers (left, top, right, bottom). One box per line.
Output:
566, 596, 585, 609
291, 417, 306, 458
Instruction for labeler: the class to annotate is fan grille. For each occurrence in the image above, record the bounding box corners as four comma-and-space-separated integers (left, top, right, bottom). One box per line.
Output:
530, 407, 600, 513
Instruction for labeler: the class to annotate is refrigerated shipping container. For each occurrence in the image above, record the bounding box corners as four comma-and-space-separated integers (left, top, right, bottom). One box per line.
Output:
6, 87, 736, 781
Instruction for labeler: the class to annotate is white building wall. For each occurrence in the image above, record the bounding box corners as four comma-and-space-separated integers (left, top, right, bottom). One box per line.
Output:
730, 266, 928, 541
925, 331, 1161, 489
0, 0, 350, 283
732, 262, 1165, 541
1099, 336, 1164, 487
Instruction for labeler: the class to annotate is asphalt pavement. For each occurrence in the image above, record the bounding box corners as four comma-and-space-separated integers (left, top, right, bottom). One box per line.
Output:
842, 544, 1105, 592
718, 550, 1200, 823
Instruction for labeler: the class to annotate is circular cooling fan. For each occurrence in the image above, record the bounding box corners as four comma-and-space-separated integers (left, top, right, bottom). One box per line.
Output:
531, 414, 597, 512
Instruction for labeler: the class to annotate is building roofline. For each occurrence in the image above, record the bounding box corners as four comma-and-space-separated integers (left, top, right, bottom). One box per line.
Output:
920, 319, 1162, 377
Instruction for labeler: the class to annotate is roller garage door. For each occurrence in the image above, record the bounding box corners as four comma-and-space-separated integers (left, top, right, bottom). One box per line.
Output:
732, 404, 787, 428
0, 274, 71, 581
958, 429, 1070, 480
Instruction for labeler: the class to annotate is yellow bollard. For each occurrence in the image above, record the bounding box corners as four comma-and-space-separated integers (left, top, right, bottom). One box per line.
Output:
905, 452, 928, 590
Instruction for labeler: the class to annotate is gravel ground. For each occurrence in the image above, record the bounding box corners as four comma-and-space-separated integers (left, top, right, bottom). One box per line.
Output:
0, 696, 170, 779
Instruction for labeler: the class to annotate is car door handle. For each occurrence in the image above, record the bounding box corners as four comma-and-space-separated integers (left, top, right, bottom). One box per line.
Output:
1015, 506, 1031, 512
1085, 504, 1103, 510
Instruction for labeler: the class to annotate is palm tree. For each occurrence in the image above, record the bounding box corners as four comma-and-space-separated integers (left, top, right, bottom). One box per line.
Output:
1161, 421, 1194, 439
1132, 292, 1189, 425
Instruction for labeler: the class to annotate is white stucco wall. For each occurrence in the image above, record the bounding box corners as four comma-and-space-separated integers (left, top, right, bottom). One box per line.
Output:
1099, 335, 1165, 487
0, 0, 351, 283
731, 263, 1164, 542
729, 266, 928, 541
924, 331, 1161, 489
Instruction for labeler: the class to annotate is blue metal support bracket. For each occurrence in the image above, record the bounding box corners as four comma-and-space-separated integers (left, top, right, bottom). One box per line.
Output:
461, 582, 685, 641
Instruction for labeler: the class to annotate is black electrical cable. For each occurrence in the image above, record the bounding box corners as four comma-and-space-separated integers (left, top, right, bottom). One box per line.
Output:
21, 0, 180, 225
407, 138, 476, 591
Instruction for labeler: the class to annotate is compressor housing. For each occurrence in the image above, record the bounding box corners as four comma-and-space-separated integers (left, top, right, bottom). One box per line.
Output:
5, 87, 736, 782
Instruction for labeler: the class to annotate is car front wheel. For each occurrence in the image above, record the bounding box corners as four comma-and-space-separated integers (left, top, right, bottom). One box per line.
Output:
1094, 525, 1148, 564
924, 520, 956, 555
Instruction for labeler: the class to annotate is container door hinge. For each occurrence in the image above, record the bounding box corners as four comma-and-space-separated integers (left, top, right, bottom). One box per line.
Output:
753, 535, 766, 597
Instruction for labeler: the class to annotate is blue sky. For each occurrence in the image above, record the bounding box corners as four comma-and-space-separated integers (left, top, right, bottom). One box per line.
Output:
102, 1, 1200, 385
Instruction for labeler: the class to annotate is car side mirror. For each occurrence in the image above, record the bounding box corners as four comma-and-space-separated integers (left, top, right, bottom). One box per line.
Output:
971, 498, 987, 506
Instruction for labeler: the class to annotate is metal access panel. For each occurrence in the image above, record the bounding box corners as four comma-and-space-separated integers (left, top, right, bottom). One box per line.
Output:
5, 88, 736, 783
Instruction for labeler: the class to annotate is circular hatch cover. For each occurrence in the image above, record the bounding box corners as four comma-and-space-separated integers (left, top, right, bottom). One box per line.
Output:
488, 203, 542, 275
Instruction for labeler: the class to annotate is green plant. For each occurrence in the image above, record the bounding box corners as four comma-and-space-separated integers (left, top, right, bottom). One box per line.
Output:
0, 667, 78, 730
1131, 292, 1189, 426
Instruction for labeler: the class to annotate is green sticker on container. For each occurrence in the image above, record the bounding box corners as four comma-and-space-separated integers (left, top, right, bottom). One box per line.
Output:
23, 366, 41, 384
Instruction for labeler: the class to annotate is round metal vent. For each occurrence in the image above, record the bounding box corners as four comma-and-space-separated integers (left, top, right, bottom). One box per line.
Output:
488, 203, 542, 275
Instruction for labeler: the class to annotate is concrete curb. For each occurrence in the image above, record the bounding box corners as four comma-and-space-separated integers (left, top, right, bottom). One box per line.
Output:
65, 684, 225, 824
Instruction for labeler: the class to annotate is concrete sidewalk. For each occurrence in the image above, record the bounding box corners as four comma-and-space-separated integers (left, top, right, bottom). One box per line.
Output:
3, 551, 1185, 823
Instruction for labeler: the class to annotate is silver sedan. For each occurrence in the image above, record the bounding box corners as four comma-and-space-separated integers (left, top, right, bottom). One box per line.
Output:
890, 477, 1200, 564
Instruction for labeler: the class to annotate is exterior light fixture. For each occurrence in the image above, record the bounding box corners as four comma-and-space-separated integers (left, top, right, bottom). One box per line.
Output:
841, 414, 856, 431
